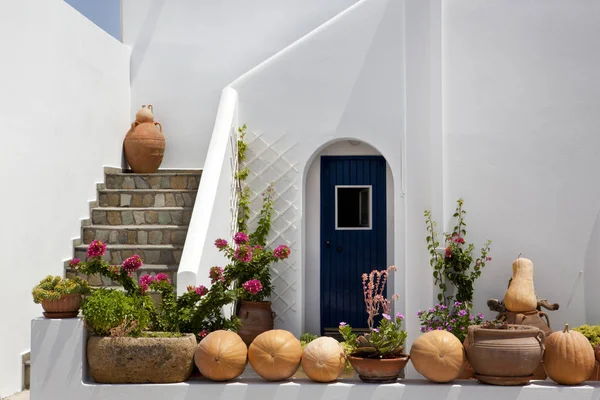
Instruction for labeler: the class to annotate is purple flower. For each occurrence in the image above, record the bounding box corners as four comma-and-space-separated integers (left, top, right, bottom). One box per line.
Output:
373, 328, 380, 333
86, 240, 107, 258
214, 238, 228, 249
417, 310, 423, 317
420, 327, 426, 332
477, 313, 484, 319
447, 325, 453, 330
122, 254, 143, 272
460, 326, 465, 330
273, 244, 291, 260
428, 327, 434, 331
396, 312, 404, 320
458, 310, 467, 317
339, 322, 347, 327
382, 313, 391, 321
436, 326, 443, 330
469, 315, 474, 321
454, 301, 462, 307
428, 307, 435, 313
451, 319, 456, 323
234, 245, 253, 263
233, 232, 249, 245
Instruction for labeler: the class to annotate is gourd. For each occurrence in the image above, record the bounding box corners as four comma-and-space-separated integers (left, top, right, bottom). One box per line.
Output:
544, 324, 594, 385
248, 329, 302, 381
194, 330, 247, 381
301, 337, 346, 382
135, 105, 154, 123
503, 257, 538, 312
410, 330, 466, 383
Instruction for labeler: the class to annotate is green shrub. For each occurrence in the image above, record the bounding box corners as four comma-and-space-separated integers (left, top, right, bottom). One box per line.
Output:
299, 332, 319, 349
573, 325, 600, 347
81, 289, 152, 337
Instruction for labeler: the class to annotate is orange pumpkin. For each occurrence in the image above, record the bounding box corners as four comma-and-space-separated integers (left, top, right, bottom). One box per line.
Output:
410, 330, 466, 383
248, 329, 302, 381
194, 330, 247, 381
544, 324, 594, 385
301, 337, 346, 382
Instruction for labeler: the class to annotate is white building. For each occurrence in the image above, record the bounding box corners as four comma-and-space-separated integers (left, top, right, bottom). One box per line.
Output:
2, 0, 600, 397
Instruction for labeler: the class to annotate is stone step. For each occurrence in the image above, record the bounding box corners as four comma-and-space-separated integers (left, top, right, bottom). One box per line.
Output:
82, 225, 188, 245
74, 244, 184, 265
98, 189, 196, 208
105, 171, 202, 190
66, 264, 178, 287
91, 207, 192, 226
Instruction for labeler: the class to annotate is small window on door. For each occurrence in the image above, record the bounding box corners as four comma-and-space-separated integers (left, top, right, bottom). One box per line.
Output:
335, 186, 372, 230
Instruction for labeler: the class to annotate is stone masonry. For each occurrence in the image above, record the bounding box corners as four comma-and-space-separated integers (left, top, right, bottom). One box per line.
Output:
66, 169, 202, 287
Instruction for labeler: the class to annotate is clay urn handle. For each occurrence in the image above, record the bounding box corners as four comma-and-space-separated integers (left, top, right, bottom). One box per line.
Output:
147, 104, 154, 113
535, 330, 545, 352
154, 122, 162, 132
538, 311, 551, 329
467, 325, 476, 346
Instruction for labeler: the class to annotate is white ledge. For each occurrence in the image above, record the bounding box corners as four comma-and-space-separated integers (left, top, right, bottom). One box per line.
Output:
31, 317, 600, 400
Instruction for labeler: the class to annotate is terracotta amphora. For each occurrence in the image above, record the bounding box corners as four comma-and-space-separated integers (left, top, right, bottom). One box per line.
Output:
135, 104, 154, 123
237, 300, 275, 346
124, 121, 165, 173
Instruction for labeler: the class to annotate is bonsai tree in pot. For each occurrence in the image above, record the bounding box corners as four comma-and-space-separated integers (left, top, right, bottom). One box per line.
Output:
32, 275, 91, 318
338, 266, 409, 383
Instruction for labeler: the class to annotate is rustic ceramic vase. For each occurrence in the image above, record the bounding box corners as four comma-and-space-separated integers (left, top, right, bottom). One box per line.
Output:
124, 121, 165, 173
87, 334, 196, 383
41, 293, 82, 318
135, 104, 154, 123
348, 355, 410, 383
466, 325, 544, 385
237, 300, 274, 346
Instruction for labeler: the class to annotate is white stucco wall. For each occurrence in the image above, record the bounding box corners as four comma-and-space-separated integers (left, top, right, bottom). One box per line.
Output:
0, 0, 130, 396
121, 0, 358, 169
443, 1, 600, 328
304, 141, 395, 335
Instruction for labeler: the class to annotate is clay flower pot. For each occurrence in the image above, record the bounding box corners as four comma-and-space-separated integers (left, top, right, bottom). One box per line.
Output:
41, 293, 82, 318
466, 325, 544, 385
124, 121, 165, 173
87, 333, 197, 383
348, 355, 410, 383
237, 300, 275, 346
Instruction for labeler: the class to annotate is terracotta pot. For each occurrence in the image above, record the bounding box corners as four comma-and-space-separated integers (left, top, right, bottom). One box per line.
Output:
458, 360, 475, 379
237, 300, 274, 346
87, 333, 196, 383
588, 361, 600, 381
466, 325, 544, 385
41, 293, 82, 318
497, 310, 553, 336
348, 355, 410, 383
124, 121, 165, 173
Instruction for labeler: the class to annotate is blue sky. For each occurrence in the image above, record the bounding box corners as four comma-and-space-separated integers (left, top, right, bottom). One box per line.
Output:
65, 0, 121, 40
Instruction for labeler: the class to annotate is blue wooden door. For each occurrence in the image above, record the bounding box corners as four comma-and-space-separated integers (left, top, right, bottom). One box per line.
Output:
320, 156, 387, 334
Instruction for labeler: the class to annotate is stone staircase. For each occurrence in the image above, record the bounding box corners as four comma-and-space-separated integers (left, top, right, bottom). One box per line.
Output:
66, 168, 201, 287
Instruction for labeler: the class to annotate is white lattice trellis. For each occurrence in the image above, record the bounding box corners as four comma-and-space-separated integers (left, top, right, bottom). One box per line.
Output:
242, 130, 300, 325
229, 127, 241, 240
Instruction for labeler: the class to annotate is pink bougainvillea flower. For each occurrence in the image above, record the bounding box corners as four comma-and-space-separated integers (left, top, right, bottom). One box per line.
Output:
155, 273, 171, 283
209, 266, 225, 284
195, 285, 208, 296
253, 245, 263, 251
214, 238, 228, 249
273, 244, 291, 260
234, 245, 253, 263
108, 265, 121, 275
122, 254, 143, 272
233, 232, 250, 245
486, 256, 492, 261
199, 330, 208, 338
139, 274, 154, 286
454, 237, 465, 244
86, 240, 107, 258
444, 247, 452, 258
242, 279, 263, 295
69, 258, 81, 268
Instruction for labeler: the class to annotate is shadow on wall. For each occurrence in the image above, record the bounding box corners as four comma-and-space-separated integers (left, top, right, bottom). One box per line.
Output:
64, 0, 122, 40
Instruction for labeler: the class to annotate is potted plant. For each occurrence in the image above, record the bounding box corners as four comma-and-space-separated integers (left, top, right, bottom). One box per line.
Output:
424, 198, 492, 305
466, 320, 545, 385
338, 266, 409, 383
72, 240, 240, 383
32, 275, 91, 318
417, 301, 484, 379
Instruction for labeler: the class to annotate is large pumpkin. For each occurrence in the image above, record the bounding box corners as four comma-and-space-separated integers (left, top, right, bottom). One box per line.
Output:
410, 330, 466, 383
544, 324, 594, 385
301, 337, 346, 382
194, 330, 247, 381
248, 329, 302, 381
503, 257, 538, 312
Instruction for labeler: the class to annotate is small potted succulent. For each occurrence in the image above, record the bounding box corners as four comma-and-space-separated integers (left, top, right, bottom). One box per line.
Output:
32, 275, 91, 318
338, 266, 409, 383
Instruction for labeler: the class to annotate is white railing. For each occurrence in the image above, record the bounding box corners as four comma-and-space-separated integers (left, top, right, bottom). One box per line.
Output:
177, 87, 239, 294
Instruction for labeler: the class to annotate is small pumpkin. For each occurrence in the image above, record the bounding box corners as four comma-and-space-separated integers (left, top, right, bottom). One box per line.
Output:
503, 257, 538, 312
135, 104, 154, 123
301, 337, 346, 382
248, 329, 302, 381
410, 330, 466, 383
544, 323, 595, 385
194, 330, 247, 381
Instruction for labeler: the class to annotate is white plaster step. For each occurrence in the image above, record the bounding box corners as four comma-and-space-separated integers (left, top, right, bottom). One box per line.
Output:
98, 188, 197, 208
91, 207, 192, 226
67, 264, 179, 287
74, 244, 184, 265
82, 225, 188, 245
